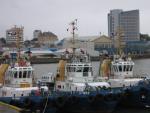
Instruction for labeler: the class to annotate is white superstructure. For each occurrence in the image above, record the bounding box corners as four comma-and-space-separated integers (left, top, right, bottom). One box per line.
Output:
55, 50, 110, 92
0, 61, 40, 97
103, 55, 144, 88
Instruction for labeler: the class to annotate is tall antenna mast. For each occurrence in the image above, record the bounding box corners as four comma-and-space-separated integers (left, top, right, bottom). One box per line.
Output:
15, 26, 23, 62
116, 26, 124, 56
67, 19, 78, 58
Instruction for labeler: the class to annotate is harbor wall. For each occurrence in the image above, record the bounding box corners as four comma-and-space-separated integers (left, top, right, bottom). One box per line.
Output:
29, 54, 150, 64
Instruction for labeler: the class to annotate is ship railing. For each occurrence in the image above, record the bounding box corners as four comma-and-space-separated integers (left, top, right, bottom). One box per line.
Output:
46, 88, 124, 97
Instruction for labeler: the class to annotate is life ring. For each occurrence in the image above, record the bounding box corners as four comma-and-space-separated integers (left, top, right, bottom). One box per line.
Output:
104, 93, 114, 101
55, 96, 66, 108
95, 94, 104, 101
114, 93, 122, 101
88, 96, 95, 103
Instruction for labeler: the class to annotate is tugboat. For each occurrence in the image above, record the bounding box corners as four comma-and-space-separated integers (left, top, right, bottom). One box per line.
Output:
0, 27, 48, 103
100, 27, 146, 88
100, 27, 150, 108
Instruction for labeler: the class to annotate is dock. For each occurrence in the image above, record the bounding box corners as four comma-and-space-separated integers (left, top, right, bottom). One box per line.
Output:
0, 101, 22, 113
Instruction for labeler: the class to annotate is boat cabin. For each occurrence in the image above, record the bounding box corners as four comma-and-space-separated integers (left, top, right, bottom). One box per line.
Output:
4, 66, 34, 88
65, 63, 93, 82
39, 72, 55, 90
111, 58, 134, 79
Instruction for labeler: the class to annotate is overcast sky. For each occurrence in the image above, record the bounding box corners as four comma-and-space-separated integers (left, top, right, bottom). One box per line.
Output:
0, 0, 150, 40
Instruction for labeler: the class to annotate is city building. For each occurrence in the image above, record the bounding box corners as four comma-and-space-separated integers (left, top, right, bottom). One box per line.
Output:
92, 35, 114, 55
33, 30, 42, 39
108, 9, 140, 41
38, 31, 58, 47
6, 26, 24, 44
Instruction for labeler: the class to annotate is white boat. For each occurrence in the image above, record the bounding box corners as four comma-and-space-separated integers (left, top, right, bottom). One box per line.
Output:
0, 60, 43, 97
0, 27, 47, 98
55, 53, 110, 92
109, 55, 144, 87
100, 28, 146, 88
55, 20, 110, 92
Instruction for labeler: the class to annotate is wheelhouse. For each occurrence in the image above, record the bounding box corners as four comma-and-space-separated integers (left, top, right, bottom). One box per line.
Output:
111, 59, 134, 78
5, 66, 34, 88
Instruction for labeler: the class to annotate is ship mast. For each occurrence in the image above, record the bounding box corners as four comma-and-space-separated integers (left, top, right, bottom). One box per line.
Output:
15, 26, 23, 62
115, 27, 124, 57
67, 19, 78, 60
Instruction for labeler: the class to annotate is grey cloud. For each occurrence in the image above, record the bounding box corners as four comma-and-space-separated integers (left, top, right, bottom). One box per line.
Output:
0, 0, 150, 39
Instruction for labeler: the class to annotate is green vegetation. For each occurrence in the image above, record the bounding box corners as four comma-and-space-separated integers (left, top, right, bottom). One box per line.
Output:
140, 33, 150, 41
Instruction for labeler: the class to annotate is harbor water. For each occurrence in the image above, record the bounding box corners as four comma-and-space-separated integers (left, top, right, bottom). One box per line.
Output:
32, 58, 150, 113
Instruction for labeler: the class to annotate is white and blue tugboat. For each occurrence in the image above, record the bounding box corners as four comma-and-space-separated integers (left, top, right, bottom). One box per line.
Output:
0, 27, 48, 106
100, 27, 150, 108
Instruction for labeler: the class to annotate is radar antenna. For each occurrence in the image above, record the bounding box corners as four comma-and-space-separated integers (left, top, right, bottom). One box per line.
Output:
67, 19, 78, 60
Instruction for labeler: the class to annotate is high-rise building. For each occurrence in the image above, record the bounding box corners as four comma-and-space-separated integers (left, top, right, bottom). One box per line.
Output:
6, 26, 24, 44
108, 9, 140, 41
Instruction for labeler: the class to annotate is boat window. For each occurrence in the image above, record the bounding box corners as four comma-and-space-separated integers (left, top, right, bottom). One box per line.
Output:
113, 66, 116, 72
73, 67, 76, 72
83, 67, 89, 72
23, 71, 27, 78
118, 65, 122, 72
130, 65, 133, 71
123, 65, 126, 72
89, 67, 92, 72
19, 74, 21, 78
58, 85, 61, 89
68, 67, 71, 72
28, 71, 31, 78
19, 71, 22, 78
126, 65, 130, 71
67, 67, 71, 72
70, 67, 72, 72
71, 67, 75, 72
83, 72, 88, 76
115, 65, 118, 72
76, 67, 82, 72
14, 71, 17, 78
